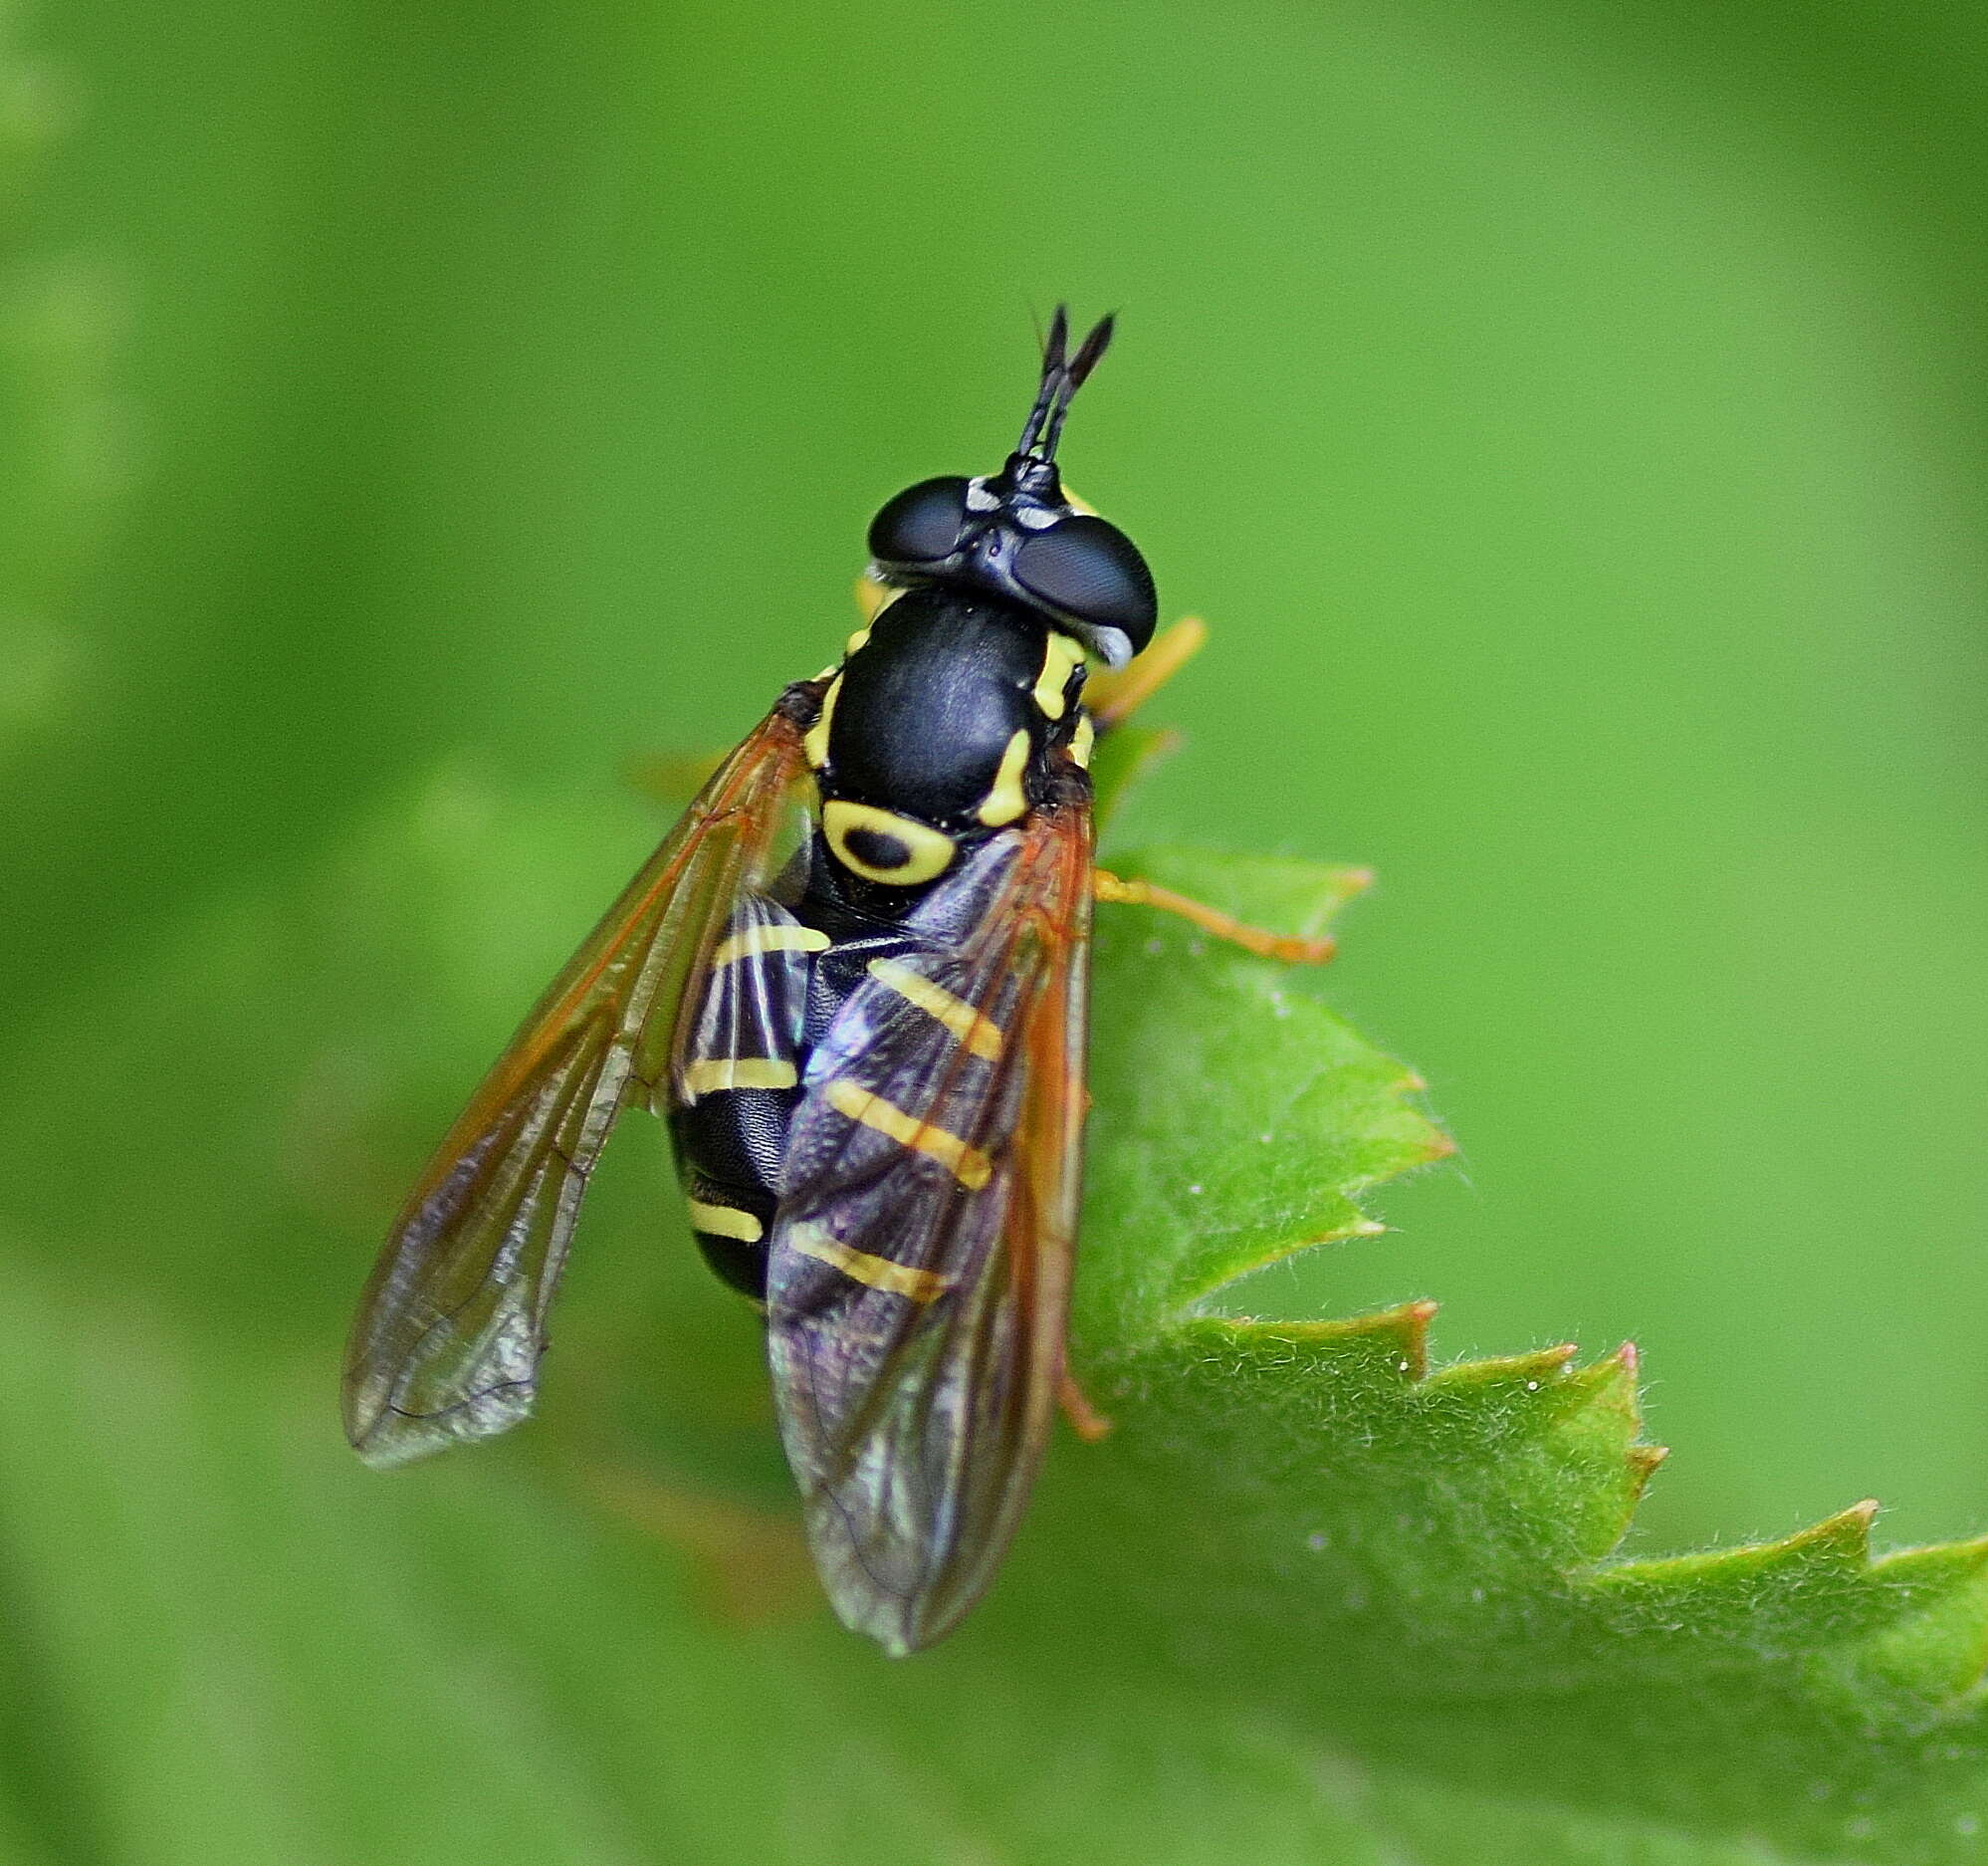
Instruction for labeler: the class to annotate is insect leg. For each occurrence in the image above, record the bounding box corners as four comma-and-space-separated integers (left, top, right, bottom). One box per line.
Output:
1056, 1369, 1114, 1442
1084, 615, 1208, 730
1093, 867, 1338, 965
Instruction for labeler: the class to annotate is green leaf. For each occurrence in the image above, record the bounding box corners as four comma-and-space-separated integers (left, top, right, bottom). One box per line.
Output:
5, 770, 1988, 1864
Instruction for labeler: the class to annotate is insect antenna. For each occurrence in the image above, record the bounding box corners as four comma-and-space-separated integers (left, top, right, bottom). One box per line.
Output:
1038, 312, 1116, 462
1015, 304, 1070, 458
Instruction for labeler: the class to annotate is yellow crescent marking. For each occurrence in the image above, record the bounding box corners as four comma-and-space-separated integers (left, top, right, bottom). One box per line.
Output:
822, 800, 956, 886
867, 958, 1003, 1059
977, 728, 1032, 826
1069, 712, 1095, 770
689, 1200, 764, 1244
789, 1224, 951, 1303
712, 923, 831, 965
803, 674, 841, 770
1032, 631, 1086, 720
852, 573, 898, 626
822, 1078, 992, 1189
681, 1057, 799, 1098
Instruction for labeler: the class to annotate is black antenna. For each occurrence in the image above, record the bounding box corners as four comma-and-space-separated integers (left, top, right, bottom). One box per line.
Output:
1015, 305, 1069, 457
1039, 312, 1115, 461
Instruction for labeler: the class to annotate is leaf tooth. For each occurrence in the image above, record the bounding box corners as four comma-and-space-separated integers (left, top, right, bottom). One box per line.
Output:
1533, 1340, 1669, 1559
1183, 1214, 1401, 1306
1809, 1498, 1881, 1560
1557, 1340, 1646, 1420
1398, 1298, 1437, 1381
1199, 1299, 1438, 1384
1591, 1498, 1884, 1605
1625, 1444, 1671, 1491
1423, 1340, 1579, 1396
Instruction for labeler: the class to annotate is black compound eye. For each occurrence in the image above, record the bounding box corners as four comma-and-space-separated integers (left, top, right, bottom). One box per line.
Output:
867, 477, 972, 566
1011, 515, 1158, 659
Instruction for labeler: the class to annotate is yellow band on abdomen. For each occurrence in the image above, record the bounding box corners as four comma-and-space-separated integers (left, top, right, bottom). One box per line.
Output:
822, 1078, 992, 1188
681, 1057, 799, 1098
689, 1199, 764, 1244
867, 958, 1002, 1059
711, 923, 830, 965
788, 1224, 951, 1302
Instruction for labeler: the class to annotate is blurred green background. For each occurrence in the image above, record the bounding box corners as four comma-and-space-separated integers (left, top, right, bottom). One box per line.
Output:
4, 0, 1988, 1857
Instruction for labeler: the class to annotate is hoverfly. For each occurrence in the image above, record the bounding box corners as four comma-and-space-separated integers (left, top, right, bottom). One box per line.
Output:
343, 310, 1331, 1653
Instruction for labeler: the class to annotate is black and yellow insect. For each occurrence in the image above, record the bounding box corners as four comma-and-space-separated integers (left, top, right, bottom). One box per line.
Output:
342, 310, 1331, 1653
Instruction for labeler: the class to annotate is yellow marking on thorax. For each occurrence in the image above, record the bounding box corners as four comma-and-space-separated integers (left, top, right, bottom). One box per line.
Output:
822, 1078, 993, 1189
789, 1224, 951, 1303
977, 728, 1032, 826
681, 1057, 799, 1098
1069, 712, 1095, 770
688, 1199, 764, 1244
712, 923, 830, 965
867, 958, 1003, 1058
852, 572, 898, 626
1032, 631, 1087, 720
804, 674, 841, 770
822, 800, 957, 886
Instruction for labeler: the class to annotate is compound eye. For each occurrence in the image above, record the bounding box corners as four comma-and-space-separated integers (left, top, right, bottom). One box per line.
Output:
868, 477, 972, 567
1012, 515, 1158, 663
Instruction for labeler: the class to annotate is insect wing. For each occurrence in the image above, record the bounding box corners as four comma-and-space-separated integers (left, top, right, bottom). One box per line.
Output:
767, 799, 1093, 1653
343, 700, 814, 1467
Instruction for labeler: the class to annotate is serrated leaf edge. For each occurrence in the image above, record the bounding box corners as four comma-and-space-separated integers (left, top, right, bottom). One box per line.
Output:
1164, 1291, 1988, 1708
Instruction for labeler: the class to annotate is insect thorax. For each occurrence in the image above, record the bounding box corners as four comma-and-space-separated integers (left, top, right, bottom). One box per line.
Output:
804, 585, 1087, 894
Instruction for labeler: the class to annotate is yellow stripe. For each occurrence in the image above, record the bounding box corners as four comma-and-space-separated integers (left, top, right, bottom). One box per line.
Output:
682, 1057, 799, 1097
823, 1078, 992, 1189
1070, 712, 1095, 770
803, 673, 840, 769
688, 1199, 764, 1243
790, 1224, 950, 1302
977, 727, 1032, 826
867, 958, 1002, 1059
1033, 631, 1086, 720
711, 923, 831, 965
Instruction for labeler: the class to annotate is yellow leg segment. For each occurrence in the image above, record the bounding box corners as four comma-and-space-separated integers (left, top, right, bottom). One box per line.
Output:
1084, 615, 1209, 729
1094, 867, 1337, 965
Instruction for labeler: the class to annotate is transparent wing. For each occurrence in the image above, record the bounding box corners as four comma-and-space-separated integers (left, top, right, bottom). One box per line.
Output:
343, 696, 815, 1467
766, 796, 1093, 1653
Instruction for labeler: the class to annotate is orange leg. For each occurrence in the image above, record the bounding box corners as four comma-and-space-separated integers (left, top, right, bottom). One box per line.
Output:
1057, 1368, 1114, 1442
1093, 868, 1337, 965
